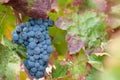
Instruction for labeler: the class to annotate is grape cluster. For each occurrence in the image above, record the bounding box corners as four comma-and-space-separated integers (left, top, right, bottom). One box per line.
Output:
12, 18, 54, 79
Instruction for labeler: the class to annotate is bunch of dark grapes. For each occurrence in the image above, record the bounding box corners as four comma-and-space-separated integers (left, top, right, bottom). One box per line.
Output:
12, 18, 54, 79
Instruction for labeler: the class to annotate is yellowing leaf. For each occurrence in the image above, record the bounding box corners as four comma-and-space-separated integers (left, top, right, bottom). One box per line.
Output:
20, 71, 27, 80
5, 23, 14, 40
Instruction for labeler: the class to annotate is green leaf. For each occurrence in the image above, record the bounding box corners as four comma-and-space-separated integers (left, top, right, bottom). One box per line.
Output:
5, 63, 20, 80
86, 68, 97, 80
58, 0, 72, 9
49, 27, 67, 56
109, 4, 120, 28
84, 0, 107, 12
0, 43, 6, 53
52, 60, 68, 78
84, 0, 97, 9
88, 53, 107, 71
0, 3, 16, 41
47, 12, 59, 21
69, 49, 88, 78
3, 37, 27, 59
0, 42, 20, 80
53, 76, 76, 80
67, 11, 108, 50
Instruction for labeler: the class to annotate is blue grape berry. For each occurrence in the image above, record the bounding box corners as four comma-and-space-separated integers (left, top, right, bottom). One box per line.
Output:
36, 71, 44, 78
42, 55, 49, 62
28, 61, 35, 67
47, 46, 54, 53
29, 42, 36, 49
34, 47, 41, 54
48, 19, 54, 26
31, 67, 37, 73
33, 55, 40, 59
35, 63, 40, 68
29, 57, 35, 62
12, 33, 19, 41
38, 66, 45, 71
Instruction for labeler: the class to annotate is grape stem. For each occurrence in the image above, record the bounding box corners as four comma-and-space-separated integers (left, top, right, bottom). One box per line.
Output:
13, 9, 21, 25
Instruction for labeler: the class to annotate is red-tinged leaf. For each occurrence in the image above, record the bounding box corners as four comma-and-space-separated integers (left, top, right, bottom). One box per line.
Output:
66, 34, 85, 54
105, 17, 112, 26
108, 4, 120, 28
72, 0, 84, 6
3, 0, 51, 18
51, 0, 58, 10
66, 50, 74, 60
60, 60, 68, 66
56, 17, 72, 30
0, 0, 9, 3
16, 75, 20, 80
106, 0, 119, 13
29, 0, 51, 18
94, 0, 107, 12
77, 74, 86, 80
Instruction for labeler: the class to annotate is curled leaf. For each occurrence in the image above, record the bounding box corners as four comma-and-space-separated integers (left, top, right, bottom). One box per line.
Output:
66, 34, 85, 54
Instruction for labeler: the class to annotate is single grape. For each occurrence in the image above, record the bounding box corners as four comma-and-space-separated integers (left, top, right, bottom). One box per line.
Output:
23, 27, 29, 32
43, 22, 48, 26
38, 66, 45, 71
35, 71, 44, 78
34, 47, 41, 53
18, 38, 24, 44
20, 23, 25, 28
12, 33, 19, 41
48, 19, 54, 26
40, 48, 44, 53
42, 55, 49, 62
46, 39, 51, 45
29, 42, 36, 49
28, 31, 35, 37
26, 22, 31, 27
39, 60, 44, 65
28, 61, 35, 67
38, 43, 42, 48
31, 67, 37, 73
29, 57, 35, 62
43, 51, 48, 55
21, 32, 28, 40
35, 63, 40, 68
16, 26, 22, 33
27, 50, 34, 56
43, 44, 47, 50
47, 46, 53, 53
36, 18, 43, 25
33, 55, 40, 59
35, 31, 42, 38
39, 54, 44, 59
